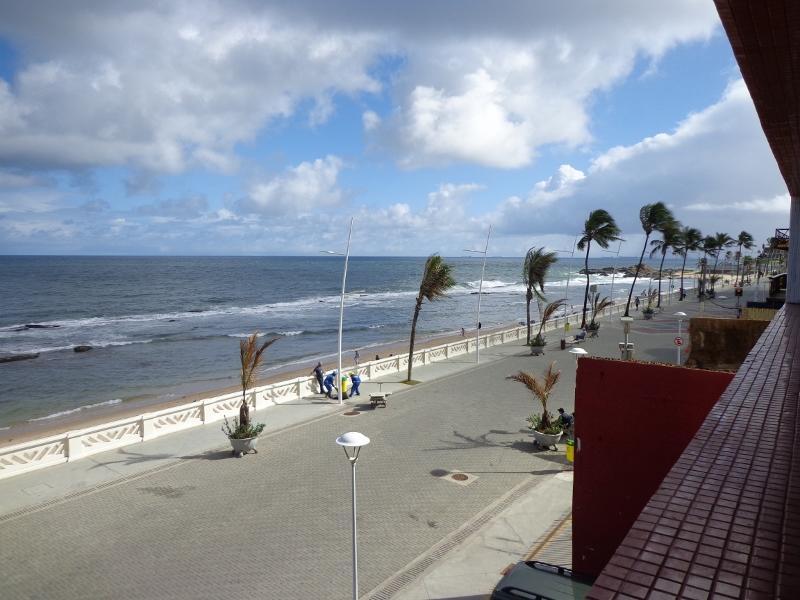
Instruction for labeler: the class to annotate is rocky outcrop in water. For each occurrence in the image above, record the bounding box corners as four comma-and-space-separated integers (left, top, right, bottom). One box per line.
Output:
578, 264, 659, 278
73, 345, 93, 353
0, 353, 40, 363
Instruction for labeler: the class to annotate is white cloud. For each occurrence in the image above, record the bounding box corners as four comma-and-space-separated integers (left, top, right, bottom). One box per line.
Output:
490, 78, 788, 252
685, 193, 790, 214
0, 1, 720, 175
241, 155, 344, 215
0, 2, 381, 174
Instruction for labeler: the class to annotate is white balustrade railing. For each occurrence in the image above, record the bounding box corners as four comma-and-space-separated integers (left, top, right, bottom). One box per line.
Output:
0, 294, 673, 481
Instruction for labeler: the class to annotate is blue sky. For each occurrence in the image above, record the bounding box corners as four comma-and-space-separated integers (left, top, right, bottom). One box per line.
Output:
0, 1, 788, 257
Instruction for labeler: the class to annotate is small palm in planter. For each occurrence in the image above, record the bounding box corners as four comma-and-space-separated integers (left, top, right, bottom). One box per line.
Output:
642, 289, 658, 319
508, 362, 563, 450
530, 299, 566, 355
223, 332, 279, 457
587, 296, 613, 334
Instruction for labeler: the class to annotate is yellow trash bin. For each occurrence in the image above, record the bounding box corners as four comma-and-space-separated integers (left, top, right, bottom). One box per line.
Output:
566, 439, 575, 463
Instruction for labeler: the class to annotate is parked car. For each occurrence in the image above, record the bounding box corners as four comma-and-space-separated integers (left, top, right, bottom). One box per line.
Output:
491, 561, 594, 600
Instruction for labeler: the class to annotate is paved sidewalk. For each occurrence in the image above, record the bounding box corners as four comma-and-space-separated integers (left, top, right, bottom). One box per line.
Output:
0, 290, 737, 599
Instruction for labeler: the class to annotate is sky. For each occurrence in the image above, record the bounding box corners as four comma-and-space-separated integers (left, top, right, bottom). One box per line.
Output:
0, 1, 790, 257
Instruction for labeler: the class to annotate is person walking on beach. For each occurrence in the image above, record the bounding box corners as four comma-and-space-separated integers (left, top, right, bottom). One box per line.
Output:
461, 327, 465, 337
349, 372, 361, 396
354, 350, 360, 367
310, 362, 324, 395
634, 296, 640, 311
323, 371, 336, 399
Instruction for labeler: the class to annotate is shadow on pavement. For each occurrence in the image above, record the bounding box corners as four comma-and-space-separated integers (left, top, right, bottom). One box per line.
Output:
87, 448, 174, 469
181, 448, 237, 461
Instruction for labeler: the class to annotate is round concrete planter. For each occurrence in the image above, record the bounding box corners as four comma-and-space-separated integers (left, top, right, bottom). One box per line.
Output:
643, 311, 654, 320
229, 436, 259, 457
530, 344, 546, 356
532, 429, 563, 450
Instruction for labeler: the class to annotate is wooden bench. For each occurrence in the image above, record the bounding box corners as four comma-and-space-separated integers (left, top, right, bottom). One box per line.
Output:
369, 392, 391, 408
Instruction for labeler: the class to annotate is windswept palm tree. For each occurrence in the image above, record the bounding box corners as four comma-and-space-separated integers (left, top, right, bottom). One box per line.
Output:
238, 333, 280, 430
649, 221, 681, 308
625, 202, 673, 316
699, 235, 716, 296
577, 209, 622, 328
709, 232, 734, 292
533, 299, 566, 344
734, 230, 754, 285
407, 254, 455, 382
674, 227, 702, 301
507, 362, 561, 432
523, 247, 558, 344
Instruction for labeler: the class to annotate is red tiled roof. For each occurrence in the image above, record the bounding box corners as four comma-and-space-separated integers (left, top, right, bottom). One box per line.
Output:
588, 306, 800, 598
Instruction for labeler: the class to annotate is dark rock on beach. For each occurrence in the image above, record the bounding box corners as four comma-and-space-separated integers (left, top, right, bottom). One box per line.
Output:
73, 345, 93, 353
0, 353, 40, 363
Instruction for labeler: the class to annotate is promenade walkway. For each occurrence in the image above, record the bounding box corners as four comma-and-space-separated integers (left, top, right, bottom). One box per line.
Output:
0, 291, 737, 599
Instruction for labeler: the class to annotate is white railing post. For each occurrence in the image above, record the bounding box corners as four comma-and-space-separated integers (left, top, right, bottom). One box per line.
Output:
141, 414, 155, 440
66, 431, 82, 461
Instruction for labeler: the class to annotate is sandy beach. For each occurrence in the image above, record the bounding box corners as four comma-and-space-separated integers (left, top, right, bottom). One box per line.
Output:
0, 322, 515, 448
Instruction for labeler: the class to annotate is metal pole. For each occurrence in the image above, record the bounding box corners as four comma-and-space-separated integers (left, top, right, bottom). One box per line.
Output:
351, 460, 358, 600
475, 226, 491, 363
676, 320, 682, 365
337, 217, 354, 405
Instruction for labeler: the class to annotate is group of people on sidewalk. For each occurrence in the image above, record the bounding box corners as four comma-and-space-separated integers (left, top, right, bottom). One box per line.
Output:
310, 362, 361, 399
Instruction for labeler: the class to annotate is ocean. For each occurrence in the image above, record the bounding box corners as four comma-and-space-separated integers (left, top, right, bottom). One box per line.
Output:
0, 255, 691, 427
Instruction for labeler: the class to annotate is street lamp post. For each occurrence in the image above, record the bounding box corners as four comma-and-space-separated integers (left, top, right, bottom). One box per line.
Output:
464, 225, 492, 363
600, 240, 623, 305
556, 238, 578, 341
336, 431, 370, 600
620, 316, 634, 360
569, 347, 588, 364
321, 216, 354, 405
674, 311, 687, 365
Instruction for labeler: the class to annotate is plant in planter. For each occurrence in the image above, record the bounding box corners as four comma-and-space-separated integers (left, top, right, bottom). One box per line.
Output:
508, 362, 563, 450
587, 295, 613, 333
642, 289, 658, 319
529, 299, 565, 355
224, 332, 279, 457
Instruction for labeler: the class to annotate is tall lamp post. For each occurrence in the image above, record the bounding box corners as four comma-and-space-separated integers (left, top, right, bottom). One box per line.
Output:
556, 237, 578, 340
321, 216, 354, 405
599, 240, 623, 305
336, 431, 370, 600
464, 225, 492, 363
674, 311, 687, 365
620, 316, 634, 360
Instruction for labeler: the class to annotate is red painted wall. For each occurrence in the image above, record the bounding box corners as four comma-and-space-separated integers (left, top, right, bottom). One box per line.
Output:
572, 358, 734, 578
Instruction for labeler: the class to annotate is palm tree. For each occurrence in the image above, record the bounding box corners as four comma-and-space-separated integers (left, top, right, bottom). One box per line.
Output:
523, 247, 558, 344
699, 235, 716, 296
589, 296, 613, 329
649, 221, 681, 308
577, 209, 622, 328
507, 362, 561, 432
734, 230, 754, 285
238, 333, 280, 431
532, 299, 566, 346
407, 254, 455, 381
625, 202, 673, 316
709, 232, 734, 292
674, 227, 702, 301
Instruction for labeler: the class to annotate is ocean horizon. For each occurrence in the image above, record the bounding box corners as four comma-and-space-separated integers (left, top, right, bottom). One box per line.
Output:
0, 254, 694, 428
